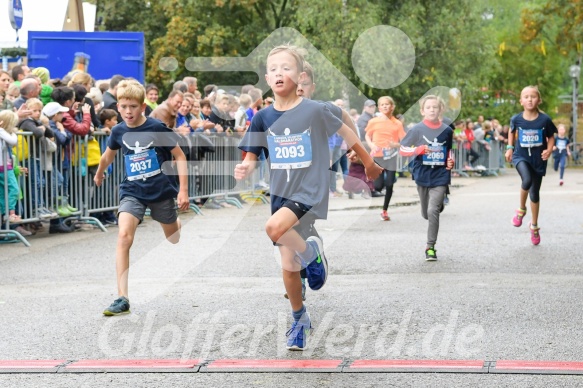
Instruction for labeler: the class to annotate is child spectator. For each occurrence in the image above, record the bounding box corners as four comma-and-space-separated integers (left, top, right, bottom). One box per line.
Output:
234, 93, 252, 135
176, 96, 195, 134
18, 98, 57, 219
505, 85, 557, 245
41, 102, 75, 233
553, 123, 571, 186
399, 95, 454, 260
31, 67, 53, 106
234, 45, 382, 351
209, 94, 234, 132
144, 84, 159, 117
93, 108, 118, 226
0, 110, 26, 229
94, 80, 189, 316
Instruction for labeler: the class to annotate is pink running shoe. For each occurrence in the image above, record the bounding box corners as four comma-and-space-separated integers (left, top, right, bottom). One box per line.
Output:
380, 210, 390, 221
529, 223, 541, 245
512, 208, 526, 227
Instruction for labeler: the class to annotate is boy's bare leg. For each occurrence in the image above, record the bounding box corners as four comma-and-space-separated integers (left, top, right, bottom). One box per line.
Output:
266, 208, 307, 253
116, 212, 140, 298
280, 246, 304, 311
161, 217, 181, 244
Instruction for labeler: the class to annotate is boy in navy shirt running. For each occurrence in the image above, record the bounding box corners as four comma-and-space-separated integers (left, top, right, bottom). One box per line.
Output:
94, 80, 189, 315
399, 95, 454, 261
235, 45, 382, 351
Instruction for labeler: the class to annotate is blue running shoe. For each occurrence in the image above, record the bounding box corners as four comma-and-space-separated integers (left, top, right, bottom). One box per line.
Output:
305, 236, 328, 290
103, 296, 130, 316
286, 313, 312, 351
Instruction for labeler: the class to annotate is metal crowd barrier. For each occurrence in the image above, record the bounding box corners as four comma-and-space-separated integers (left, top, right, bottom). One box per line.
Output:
1, 131, 108, 246
451, 140, 505, 177
185, 134, 269, 213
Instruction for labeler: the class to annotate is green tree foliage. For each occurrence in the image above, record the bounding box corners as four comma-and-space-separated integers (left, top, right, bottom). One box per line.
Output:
93, 0, 569, 121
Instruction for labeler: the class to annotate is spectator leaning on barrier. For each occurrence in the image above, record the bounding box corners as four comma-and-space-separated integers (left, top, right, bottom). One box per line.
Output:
144, 84, 159, 116
234, 93, 252, 135
0, 71, 14, 112
13, 78, 40, 114
87, 87, 103, 114
31, 67, 53, 106
209, 94, 233, 133
150, 90, 184, 130
103, 75, 125, 123
18, 97, 58, 219
68, 72, 101, 129
0, 110, 23, 225
11, 65, 30, 87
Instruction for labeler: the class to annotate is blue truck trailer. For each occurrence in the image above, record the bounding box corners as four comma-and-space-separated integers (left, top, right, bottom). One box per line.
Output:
27, 31, 145, 83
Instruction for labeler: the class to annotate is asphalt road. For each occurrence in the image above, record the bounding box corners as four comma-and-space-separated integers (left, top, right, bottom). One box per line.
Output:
1, 167, 582, 387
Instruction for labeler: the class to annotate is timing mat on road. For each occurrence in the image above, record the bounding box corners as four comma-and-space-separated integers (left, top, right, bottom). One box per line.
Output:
2, 359, 583, 374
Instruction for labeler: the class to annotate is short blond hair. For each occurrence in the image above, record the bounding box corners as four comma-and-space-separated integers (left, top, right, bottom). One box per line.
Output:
303, 61, 315, 83
0, 110, 19, 134
116, 80, 145, 104
68, 72, 92, 87
25, 98, 43, 110
267, 45, 306, 73
419, 95, 445, 112
482, 120, 492, 131
238, 93, 253, 108
378, 96, 395, 106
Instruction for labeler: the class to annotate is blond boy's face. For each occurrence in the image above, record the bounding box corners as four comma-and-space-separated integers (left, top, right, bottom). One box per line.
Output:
118, 98, 146, 127
420, 99, 441, 122
7, 91, 18, 102
30, 107, 42, 120
265, 51, 304, 97
218, 98, 229, 112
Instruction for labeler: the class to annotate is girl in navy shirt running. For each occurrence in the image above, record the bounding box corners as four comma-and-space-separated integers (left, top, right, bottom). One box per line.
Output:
505, 85, 557, 245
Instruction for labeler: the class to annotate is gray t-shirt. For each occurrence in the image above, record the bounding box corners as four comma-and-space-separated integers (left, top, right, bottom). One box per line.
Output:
240, 99, 342, 219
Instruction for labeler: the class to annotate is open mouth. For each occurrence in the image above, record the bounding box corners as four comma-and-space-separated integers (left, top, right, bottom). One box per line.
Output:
275, 80, 284, 86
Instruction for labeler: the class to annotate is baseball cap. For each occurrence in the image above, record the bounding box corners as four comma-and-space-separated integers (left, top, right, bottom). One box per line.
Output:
364, 99, 376, 107
42, 102, 69, 117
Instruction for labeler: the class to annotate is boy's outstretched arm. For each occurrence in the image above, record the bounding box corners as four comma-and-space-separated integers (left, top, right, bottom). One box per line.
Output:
337, 124, 383, 180
234, 151, 259, 180
94, 147, 117, 187
170, 145, 190, 210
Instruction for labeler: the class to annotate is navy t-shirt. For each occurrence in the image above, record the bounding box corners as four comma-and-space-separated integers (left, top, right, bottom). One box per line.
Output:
108, 117, 182, 203
554, 136, 570, 156
400, 121, 453, 187
239, 99, 343, 219
509, 112, 557, 176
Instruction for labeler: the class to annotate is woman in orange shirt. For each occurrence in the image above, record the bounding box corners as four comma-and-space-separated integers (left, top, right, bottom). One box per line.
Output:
365, 96, 406, 221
